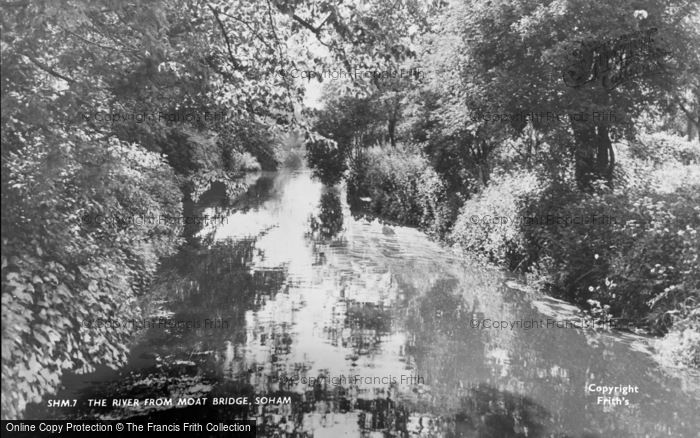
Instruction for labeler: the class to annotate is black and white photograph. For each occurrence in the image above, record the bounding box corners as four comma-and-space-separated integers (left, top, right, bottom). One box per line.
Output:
1, 0, 699, 436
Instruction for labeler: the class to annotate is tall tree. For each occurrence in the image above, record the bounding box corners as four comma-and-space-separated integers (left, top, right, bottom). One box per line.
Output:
423, 0, 699, 190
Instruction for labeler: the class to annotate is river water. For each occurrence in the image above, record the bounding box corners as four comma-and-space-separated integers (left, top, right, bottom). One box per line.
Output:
34, 169, 700, 437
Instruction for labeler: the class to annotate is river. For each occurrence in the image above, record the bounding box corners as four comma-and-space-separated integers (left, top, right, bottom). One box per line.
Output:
31, 169, 700, 437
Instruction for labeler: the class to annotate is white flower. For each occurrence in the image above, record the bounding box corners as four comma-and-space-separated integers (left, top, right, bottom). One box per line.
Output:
633, 10, 648, 20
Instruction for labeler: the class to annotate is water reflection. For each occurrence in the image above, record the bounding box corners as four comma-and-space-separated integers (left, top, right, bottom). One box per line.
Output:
307, 189, 344, 241
31, 170, 700, 437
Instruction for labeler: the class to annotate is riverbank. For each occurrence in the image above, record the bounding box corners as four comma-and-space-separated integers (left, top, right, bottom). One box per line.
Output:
344, 141, 700, 369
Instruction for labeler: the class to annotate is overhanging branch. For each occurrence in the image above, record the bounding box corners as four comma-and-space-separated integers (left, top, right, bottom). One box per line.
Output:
25, 55, 76, 84
207, 4, 242, 71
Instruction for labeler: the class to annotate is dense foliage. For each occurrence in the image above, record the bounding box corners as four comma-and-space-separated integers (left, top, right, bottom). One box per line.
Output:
451, 172, 543, 270
346, 145, 460, 238
347, 145, 428, 226
311, 0, 700, 367
1, 137, 183, 418
517, 177, 700, 333
2, 0, 432, 418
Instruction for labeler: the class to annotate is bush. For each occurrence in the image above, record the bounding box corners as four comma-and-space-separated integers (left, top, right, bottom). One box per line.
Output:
520, 183, 700, 333
1, 135, 183, 418
656, 315, 700, 368
451, 171, 543, 269
416, 166, 464, 239
449, 164, 699, 339
518, 183, 624, 300
630, 132, 700, 166
347, 145, 432, 226
607, 187, 700, 331
229, 151, 261, 172
346, 144, 462, 237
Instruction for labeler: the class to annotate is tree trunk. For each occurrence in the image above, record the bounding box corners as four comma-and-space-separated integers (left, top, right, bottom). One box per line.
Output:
571, 119, 614, 190
596, 124, 614, 182
388, 118, 396, 147
387, 99, 399, 147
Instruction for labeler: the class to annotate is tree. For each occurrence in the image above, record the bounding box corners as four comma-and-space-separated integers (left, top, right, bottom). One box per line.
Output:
422, 0, 699, 190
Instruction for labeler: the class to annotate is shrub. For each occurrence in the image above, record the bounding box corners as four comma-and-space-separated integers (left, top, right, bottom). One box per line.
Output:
450, 164, 699, 338
520, 183, 700, 333
607, 187, 700, 331
346, 144, 462, 237
416, 166, 464, 239
630, 132, 700, 166
451, 171, 543, 269
347, 145, 429, 226
229, 151, 261, 172
656, 314, 700, 368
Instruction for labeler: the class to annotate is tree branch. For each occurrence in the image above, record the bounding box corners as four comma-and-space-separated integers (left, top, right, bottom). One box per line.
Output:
218, 10, 275, 53
59, 25, 139, 54
291, 13, 321, 34
207, 4, 242, 71
272, 4, 353, 73
24, 55, 76, 84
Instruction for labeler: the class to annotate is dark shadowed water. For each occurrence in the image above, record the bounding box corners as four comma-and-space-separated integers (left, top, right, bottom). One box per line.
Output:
31, 170, 700, 437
